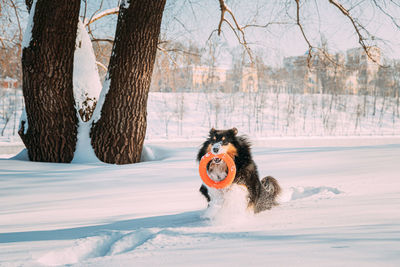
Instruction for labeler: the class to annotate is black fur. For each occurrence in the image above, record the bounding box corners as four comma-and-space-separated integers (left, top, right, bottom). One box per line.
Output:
197, 128, 281, 213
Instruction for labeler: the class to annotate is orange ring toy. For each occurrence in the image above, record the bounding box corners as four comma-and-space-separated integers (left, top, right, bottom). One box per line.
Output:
199, 152, 236, 189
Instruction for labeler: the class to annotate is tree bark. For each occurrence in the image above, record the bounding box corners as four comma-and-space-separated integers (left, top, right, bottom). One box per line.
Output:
91, 0, 166, 164
19, 0, 80, 162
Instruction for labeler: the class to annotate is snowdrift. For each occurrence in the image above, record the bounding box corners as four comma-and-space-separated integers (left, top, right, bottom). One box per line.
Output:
1, 138, 400, 266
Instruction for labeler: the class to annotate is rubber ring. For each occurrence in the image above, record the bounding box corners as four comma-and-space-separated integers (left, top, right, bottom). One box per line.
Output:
199, 152, 236, 189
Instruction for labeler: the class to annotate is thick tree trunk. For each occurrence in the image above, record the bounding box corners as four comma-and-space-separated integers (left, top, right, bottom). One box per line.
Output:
19, 0, 80, 162
91, 0, 166, 164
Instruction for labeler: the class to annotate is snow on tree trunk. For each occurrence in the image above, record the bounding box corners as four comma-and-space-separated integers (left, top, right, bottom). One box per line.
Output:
90, 0, 167, 164
73, 20, 102, 122
71, 20, 102, 163
19, 0, 80, 162
18, 0, 37, 137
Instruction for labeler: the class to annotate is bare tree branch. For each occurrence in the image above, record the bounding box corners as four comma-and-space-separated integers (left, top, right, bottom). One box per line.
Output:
294, 0, 313, 67
293, 0, 347, 68
157, 46, 179, 67
96, 61, 107, 71
216, 0, 253, 63
91, 38, 114, 44
83, 0, 88, 25
0, 37, 8, 48
86, 0, 104, 26
85, 6, 119, 26
372, 0, 400, 30
173, 17, 193, 36
328, 0, 380, 64
242, 21, 292, 30
8, 0, 22, 45
389, 0, 400, 8
159, 47, 200, 57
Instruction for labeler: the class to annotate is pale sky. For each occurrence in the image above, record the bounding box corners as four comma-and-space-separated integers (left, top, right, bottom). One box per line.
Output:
11, 0, 391, 68
9, 0, 400, 68
160, 0, 400, 66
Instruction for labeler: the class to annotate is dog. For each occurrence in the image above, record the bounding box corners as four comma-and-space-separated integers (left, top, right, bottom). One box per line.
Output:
197, 128, 281, 213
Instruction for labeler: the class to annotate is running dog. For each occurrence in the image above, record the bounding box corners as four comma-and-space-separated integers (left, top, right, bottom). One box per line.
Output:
197, 128, 281, 213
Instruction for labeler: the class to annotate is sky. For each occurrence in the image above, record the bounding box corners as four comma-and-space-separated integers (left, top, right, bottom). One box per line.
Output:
158, 0, 400, 66
5, 0, 400, 68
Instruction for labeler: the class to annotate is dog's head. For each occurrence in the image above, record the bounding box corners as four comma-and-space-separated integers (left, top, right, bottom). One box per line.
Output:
206, 127, 238, 161
201, 128, 239, 182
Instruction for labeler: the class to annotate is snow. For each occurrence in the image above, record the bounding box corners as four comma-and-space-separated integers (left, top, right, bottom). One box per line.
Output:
1, 138, 400, 266
71, 121, 100, 164
91, 77, 110, 124
120, 0, 130, 9
73, 20, 102, 116
21, 0, 37, 49
146, 92, 400, 139
3, 37, 400, 264
6, 6, 400, 264
3, 92, 400, 143
71, 19, 102, 163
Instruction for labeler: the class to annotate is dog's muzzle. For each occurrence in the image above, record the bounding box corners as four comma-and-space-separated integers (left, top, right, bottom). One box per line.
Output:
211, 142, 223, 155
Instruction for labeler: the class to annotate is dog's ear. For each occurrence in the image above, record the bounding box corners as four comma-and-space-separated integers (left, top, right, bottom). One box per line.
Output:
209, 128, 216, 135
231, 127, 238, 136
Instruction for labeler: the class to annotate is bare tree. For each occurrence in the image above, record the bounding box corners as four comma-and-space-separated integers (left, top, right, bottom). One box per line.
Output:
18, 0, 166, 163
90, 0, 167, 164
0, 0, 25, 82
19, 0, 80, 162
8, 0, 400, 163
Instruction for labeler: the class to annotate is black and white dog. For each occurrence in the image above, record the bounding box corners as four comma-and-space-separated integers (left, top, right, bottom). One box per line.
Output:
197, 128, 281, 213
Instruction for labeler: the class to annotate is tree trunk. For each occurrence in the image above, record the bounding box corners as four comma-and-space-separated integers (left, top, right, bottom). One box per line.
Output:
91, 0, 166, 164
19, 0, 80, 162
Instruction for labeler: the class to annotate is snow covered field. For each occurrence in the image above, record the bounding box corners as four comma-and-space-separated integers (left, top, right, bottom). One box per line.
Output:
1, 137, 400, 266
146, 92, 400, 138
2, 91, 400, 139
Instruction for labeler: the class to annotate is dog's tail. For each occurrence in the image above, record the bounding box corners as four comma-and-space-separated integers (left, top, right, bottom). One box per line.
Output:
261, 176, 281, 200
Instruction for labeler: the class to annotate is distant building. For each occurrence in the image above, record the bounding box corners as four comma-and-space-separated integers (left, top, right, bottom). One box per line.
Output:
346, 47, 381, 94
345, 73, 359, 95
283, 55, 306, 71
0, 77, 18, 89
190, 65, 228, 90
151, 64, 260, 93
283, 53, 319, 94
282, 47, 381, 94
346, 47, 381, 67
241, 66, 258, 92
